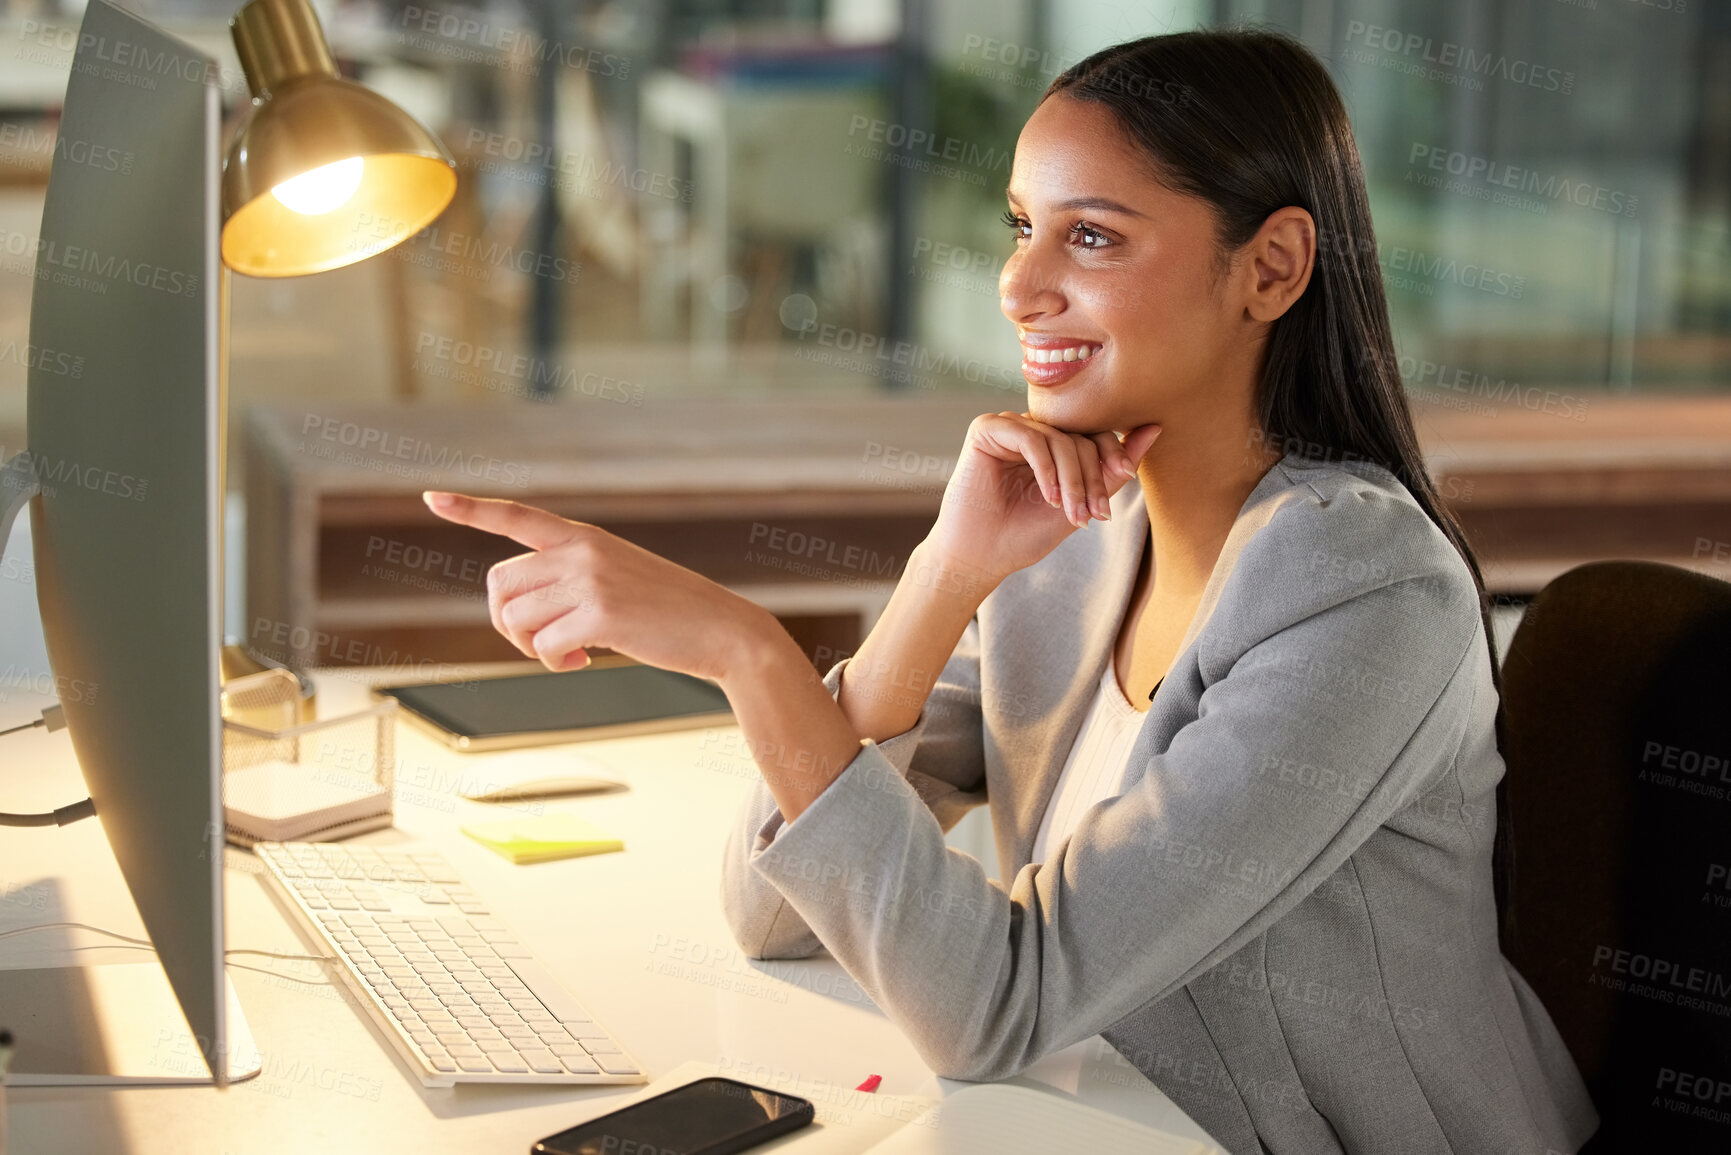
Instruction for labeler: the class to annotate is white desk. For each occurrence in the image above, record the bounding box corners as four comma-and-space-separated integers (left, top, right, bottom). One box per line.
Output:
0, 669, 1224, 1154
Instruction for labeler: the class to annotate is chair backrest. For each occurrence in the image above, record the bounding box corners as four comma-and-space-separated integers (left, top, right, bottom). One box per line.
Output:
1499, 561, 1731, 1151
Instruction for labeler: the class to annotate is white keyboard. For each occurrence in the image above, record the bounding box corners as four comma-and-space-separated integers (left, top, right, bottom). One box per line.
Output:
254, 840, 645, 1087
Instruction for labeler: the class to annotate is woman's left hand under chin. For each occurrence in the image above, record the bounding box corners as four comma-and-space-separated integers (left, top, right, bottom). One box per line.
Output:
421, 491, 778, 686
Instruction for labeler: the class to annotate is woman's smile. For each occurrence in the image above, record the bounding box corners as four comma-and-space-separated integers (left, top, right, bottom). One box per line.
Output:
1019, 333, 1104, 386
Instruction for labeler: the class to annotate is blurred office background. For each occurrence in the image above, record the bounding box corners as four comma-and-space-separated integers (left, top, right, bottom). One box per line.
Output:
1, 0, 1728, 673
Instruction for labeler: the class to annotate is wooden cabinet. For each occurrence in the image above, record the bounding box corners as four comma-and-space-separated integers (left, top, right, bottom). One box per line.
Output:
242, 394, 1731, 673
1415, 396, 1731, 595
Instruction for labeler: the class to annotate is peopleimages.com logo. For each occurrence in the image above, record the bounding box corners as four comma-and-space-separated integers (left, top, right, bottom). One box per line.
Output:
1343, 21, 1575, 94
1407, 143, 1636, 217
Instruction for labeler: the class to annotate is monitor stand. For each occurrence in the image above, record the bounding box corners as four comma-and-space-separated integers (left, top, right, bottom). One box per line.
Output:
0, 454, 259, 1086
0, 961, 261, 1085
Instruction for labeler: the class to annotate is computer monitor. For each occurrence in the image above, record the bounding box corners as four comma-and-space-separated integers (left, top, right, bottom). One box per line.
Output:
0, 0, 258, 1085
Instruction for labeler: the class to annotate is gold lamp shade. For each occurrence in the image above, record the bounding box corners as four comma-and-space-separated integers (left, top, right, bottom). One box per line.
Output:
221, 0, 456, 277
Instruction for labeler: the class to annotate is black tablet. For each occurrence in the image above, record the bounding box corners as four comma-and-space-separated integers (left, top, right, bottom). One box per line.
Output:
375, 662, 735, 751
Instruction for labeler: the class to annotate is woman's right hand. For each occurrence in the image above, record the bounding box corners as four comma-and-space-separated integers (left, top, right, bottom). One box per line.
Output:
925, 412, 1162, 583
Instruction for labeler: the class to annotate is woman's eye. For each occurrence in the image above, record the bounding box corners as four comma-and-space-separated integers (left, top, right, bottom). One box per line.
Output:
1000, 213, 1110, 248
1069, 222, 1110, 248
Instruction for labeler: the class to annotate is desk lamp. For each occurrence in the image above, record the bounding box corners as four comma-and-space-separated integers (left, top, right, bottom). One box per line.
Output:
217, 0, 456, 697
221, 0, 456, 276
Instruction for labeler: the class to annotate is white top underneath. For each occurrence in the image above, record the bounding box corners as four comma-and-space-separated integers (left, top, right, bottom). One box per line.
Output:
772, 660, 1151, 858
1029, 657, 1148, 865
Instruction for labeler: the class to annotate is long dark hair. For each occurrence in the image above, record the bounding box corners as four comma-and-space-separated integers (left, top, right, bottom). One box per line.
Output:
1045, 30, 1515, 914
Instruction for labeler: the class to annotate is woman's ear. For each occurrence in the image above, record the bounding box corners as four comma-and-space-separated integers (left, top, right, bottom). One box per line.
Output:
1241, 206, 1316, 324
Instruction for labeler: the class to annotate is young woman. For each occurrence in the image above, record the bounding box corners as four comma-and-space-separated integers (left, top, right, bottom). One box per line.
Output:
426, 29, 1598, 1155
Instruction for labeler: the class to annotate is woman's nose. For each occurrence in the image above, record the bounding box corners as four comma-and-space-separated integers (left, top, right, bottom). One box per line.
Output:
1000, 249, 1065, 324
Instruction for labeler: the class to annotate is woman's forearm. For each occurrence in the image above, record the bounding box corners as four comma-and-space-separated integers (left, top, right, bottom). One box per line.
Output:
720, 539, 996, 824
722, 618, 868, 824
833, 539, 996, 743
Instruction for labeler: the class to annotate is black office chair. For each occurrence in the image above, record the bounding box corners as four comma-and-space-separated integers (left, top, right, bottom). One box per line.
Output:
1498, 561, 1731, 1155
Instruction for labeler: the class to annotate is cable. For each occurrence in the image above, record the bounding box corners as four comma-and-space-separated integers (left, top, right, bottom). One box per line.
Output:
0, 797, 96, 827
47, 943, 335, 987
226, 948, 329, 964
0, 921, 148, 947
224, 960, 333, 986
0, 705, 94, 827
0, 921, 335, 980
0, 704, 65, 738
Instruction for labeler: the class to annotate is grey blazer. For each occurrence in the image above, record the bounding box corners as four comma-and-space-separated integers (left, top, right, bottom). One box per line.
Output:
720, 451, 1599, 1155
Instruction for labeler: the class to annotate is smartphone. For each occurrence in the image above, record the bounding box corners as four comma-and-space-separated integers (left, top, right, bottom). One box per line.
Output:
530, 1076, 815, 1155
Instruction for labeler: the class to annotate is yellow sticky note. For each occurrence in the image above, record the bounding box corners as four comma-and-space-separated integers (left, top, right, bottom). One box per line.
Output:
461, 813, 624, 864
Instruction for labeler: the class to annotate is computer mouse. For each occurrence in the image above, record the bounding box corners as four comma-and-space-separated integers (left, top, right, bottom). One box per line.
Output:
460, 775, 629, 803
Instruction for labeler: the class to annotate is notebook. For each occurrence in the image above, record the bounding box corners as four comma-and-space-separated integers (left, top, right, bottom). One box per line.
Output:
861, 1083, 1212, 1154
